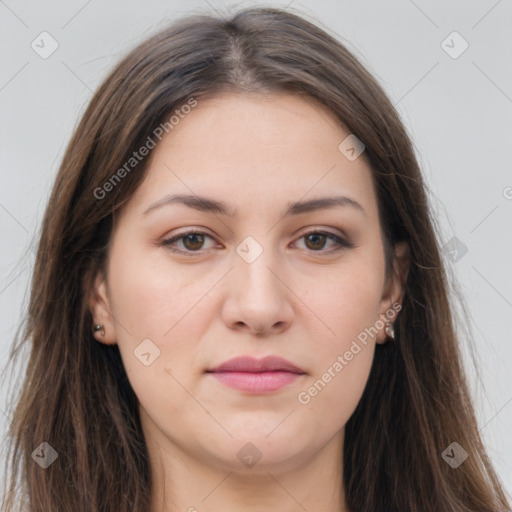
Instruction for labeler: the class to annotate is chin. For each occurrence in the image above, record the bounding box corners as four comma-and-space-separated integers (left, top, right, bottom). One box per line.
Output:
200, 429, 318, 475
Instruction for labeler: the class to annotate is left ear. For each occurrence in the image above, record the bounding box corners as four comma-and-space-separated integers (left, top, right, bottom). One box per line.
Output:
376, 241, 410, 344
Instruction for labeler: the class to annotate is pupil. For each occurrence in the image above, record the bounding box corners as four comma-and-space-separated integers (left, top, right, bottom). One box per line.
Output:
184, 233, 204, 250
306, 233, 325, 250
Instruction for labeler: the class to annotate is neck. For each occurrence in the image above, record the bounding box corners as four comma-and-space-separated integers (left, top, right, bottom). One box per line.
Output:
145, 422, 349, 512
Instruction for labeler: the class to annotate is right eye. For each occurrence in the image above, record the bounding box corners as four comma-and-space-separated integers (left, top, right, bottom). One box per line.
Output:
161, 230, 218, 254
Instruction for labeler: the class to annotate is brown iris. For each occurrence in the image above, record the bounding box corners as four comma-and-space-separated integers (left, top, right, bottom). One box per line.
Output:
182, 233, 205, 250
303, 232, 327, 250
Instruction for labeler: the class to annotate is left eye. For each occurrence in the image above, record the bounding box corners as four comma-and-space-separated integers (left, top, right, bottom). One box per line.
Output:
294, 231, 351, 252
161, 230, 353, 254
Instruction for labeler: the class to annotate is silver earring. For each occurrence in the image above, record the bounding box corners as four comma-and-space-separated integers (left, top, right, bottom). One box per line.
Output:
384, 321, 395, 341
93, 324, 105, 336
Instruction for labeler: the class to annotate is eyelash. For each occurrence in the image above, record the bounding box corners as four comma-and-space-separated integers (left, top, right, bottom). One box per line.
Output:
161, 229, 355, 256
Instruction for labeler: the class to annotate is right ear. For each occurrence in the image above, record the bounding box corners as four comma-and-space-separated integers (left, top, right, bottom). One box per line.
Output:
88, 270, 117, 345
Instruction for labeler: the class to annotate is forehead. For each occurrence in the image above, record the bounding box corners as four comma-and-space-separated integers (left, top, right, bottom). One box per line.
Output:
120, 93, 378, 223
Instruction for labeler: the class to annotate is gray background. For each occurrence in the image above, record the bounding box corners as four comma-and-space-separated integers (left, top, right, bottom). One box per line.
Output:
1, 0, 511, 498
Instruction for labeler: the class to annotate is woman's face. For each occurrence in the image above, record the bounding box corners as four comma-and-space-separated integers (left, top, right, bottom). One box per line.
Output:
91, 93, 407, 474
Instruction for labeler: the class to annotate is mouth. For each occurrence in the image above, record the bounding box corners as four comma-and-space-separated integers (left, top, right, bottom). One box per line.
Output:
205, 355, 306, 394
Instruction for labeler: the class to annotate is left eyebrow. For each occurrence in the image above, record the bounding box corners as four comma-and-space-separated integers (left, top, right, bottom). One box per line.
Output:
141, 193, 367, 218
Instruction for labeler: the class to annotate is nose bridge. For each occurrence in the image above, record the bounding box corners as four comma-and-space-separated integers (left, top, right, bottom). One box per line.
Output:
220, 229, 295, 336
234, 234, 281, 299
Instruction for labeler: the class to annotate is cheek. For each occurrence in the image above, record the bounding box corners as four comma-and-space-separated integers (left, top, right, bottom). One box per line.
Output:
297, 346, 374, 438
106, 244, 216, 383
107, 242, 198, 337
107, 252, 203, 418
296, 270, 380, 413
293, 257, 382, 417
302, 258, 383, 345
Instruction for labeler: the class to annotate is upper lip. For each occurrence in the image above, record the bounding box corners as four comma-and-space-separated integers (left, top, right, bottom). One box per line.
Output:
207, 356, 305, 374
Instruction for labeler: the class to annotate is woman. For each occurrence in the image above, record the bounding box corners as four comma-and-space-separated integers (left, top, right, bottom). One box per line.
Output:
1, 6, 510, 512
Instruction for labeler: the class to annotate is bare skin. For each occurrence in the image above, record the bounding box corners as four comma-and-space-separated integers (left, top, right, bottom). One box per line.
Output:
90, 93, 409, 512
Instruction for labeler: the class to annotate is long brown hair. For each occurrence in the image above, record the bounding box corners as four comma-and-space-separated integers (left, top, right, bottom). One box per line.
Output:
1, 6, 510, 511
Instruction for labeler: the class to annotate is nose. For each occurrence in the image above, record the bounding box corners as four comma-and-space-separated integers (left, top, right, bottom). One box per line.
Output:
221, 243, 295, 336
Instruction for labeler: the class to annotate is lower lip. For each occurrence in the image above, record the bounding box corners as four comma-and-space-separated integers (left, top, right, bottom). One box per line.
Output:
208, 371, 303, 393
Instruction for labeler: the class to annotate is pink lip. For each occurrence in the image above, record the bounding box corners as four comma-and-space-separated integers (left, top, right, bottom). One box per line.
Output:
206, 356, 305, 394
